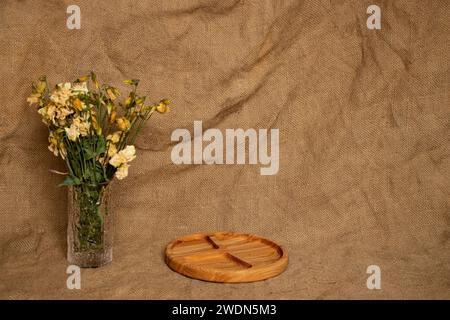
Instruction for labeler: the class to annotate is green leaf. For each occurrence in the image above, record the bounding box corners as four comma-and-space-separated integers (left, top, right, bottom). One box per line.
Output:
84, 148, 97, 160
95, 170, 105, 183
96, 136, 106, 155
59, 175, 81, 187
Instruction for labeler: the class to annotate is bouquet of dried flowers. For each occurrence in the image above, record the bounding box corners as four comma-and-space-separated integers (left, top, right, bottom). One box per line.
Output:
27, 72, 170, 266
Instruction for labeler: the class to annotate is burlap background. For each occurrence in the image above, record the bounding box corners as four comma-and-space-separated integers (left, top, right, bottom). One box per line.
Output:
0, 0, 449, 299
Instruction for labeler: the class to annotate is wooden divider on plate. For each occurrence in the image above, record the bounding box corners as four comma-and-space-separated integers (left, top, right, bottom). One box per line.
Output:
165, 232, 288, 283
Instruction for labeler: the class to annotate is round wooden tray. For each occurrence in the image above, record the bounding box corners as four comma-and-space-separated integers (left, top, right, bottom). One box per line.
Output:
165, 232, 288, 283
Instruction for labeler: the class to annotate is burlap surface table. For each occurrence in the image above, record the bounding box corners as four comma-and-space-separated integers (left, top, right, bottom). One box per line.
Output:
0, 0, 449, 299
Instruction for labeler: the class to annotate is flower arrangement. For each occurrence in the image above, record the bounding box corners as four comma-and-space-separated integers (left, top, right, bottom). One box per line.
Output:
27, 72, 170, 267
27, 72, 169, 183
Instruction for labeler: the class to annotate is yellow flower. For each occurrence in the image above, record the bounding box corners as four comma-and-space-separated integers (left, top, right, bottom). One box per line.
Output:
114, 163, 129, 180
116, 117, 130, 131
49, 134, 58, 146
27, 93, 41, 105
107, 143, 118, 157
109, 154, 124, 167
156, 102, 170, 113
73, 98, 83, 111
107, 131, 121, 144
37, 107, 50, 124
36, 78, 47, 93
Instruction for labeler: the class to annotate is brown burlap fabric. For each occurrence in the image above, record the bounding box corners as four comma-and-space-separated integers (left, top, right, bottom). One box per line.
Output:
0, 0, 449, 299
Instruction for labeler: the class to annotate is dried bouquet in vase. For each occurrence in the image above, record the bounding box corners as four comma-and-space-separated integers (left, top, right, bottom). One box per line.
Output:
27, 72, 170, 267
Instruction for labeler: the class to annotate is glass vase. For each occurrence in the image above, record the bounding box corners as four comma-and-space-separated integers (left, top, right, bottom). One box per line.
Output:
67, 183, 113, 268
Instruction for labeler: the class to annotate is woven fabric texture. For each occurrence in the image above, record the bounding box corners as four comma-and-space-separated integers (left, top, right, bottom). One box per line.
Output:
0, 0, 449, 299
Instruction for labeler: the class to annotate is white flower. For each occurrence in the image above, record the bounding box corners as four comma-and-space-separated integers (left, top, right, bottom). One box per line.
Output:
59, 82, 71, 90
72, 82, 89, 94
121, 145, 136, 162
108, 145, 136, 168
114, 163, 129, 180
72, 115, 90, 136
46, 104, 57, 123
109, 153, 125, 167
64, 114, 90, 141
65, 124, 80, 141
55, 106, 73, 121
50, 82, 73, 106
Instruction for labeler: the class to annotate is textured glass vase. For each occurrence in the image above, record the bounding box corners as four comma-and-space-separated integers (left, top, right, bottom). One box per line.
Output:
67, 184, 113, 268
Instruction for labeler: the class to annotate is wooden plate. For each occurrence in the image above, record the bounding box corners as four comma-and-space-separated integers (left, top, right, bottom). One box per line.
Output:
165, 232, 288, 283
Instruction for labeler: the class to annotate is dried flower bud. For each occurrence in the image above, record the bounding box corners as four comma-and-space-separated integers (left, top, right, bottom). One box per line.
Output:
91, 71, 99, 90
106, 87, 120, 100
91, 115, 99, 129
109, 110, 117, 124
36, 77, 47, 93
106, 103, 114, 115
123, 79, 140, 86
77, 75, 90, 82
135, 97, 145, 106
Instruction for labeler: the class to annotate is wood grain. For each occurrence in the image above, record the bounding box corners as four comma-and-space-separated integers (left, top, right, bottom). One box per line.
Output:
165, 232, 288, 283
